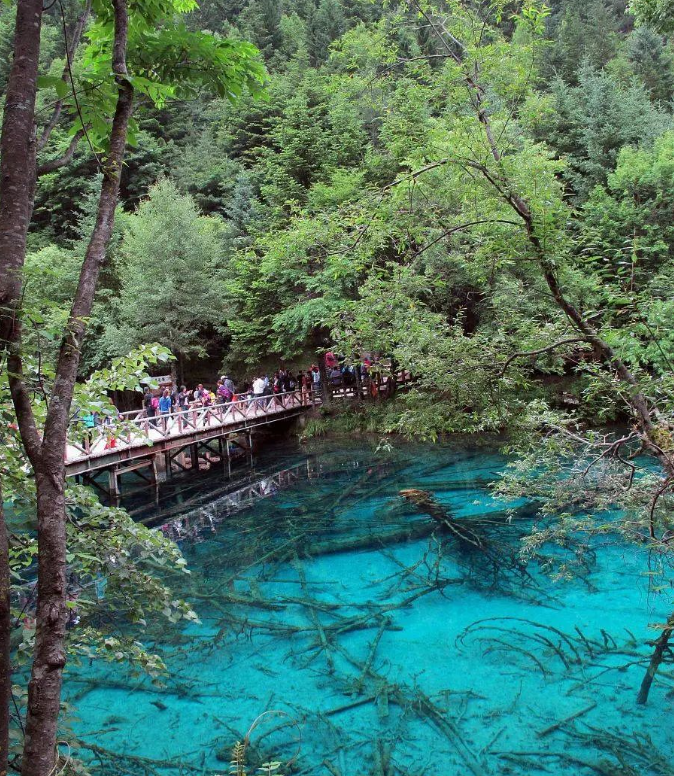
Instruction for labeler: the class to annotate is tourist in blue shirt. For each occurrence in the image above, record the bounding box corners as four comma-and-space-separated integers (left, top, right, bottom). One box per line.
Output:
158, 389, 172, 415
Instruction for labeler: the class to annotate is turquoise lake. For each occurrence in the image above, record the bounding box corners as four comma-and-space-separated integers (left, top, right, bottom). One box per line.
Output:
64, 438, 674, 775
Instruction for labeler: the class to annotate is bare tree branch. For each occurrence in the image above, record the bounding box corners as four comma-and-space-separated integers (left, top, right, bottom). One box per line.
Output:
36, 129, 85, 176
499, 338, 590, 377
37, 0, 91, 152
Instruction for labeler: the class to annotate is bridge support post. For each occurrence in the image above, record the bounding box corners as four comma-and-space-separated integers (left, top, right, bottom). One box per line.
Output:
247, 431, 254, 466
219, 437, 232, 477
108, 468, 121, 503
190, 443, 199, 470
152, 458, 159, 505
163, 451, 172, 478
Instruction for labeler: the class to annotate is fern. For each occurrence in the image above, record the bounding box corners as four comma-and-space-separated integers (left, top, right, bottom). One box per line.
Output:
229, 741, 247, 776
258, 763, 283, 776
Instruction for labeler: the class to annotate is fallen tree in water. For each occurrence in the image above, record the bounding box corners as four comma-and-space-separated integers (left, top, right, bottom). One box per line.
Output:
398, 489, 540, 595
399, 489, 486, 548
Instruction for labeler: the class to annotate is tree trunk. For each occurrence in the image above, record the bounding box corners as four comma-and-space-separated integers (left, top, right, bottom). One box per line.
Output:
0, 1, 43, 770
19, 471, 67, 776
20, 2, 133, 773
636, 613, 674, 705
0, 489, 11, 776
0, 0, 43, 347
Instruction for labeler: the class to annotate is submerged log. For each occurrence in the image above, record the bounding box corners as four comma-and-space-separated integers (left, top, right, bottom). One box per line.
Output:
536, 701, 597, 737
399, 489, 484, 548
333, 642, 490, 776
73, 738, 205, 774
295, 556, 335, 673
399, 490, 541, 596
300, 520, 437, 558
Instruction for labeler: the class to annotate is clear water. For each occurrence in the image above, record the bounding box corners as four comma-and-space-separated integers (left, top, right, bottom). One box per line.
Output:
64, 439, 674, 775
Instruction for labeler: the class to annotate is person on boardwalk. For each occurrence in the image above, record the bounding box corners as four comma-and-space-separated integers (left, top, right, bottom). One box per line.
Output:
150, 392, 160, 427
311, 364, 321, 396
217, 379, 233, 404
143, 387, 158, 428
252, 375, 266, 409
177, 385, 190, 412
158, 389, 172, 416
299, 370, 311, 404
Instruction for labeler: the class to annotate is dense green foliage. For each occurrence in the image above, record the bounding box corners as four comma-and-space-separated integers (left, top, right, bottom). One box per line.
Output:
7, 0, 674, 503
16, 0, 673, 431
3, 0, 674, 767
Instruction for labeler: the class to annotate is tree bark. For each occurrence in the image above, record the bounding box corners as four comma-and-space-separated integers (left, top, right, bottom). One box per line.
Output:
20, 2, 133, 773
0, 0, 43, 348
0, 1, 43, 769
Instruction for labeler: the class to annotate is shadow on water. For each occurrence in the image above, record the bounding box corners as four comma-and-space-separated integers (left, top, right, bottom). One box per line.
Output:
64, 437, 674, 776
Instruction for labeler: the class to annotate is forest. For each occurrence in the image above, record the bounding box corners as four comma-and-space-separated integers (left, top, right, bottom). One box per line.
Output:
1, 0, 674, 774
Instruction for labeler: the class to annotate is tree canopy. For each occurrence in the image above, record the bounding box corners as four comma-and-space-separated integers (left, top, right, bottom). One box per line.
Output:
3, 0, 674, 772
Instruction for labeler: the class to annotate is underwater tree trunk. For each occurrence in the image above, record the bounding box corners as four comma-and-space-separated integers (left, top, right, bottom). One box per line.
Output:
636, 613, 674, 705
399, 489, 484, 548
0, 493, 10, 776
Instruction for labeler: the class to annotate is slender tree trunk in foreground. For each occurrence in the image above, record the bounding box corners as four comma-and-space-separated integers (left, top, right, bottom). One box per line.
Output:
18, 472, 67, 776
0, 0, 43, 347
20, 1, 133, 773
0, 0, 43, 769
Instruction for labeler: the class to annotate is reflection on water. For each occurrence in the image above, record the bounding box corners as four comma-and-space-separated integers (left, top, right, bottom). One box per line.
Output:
65, 439, 673, 776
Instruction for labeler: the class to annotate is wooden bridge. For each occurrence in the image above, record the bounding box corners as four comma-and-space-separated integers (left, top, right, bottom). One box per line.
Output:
66, 390, 315, 500
67, 371, 410, 501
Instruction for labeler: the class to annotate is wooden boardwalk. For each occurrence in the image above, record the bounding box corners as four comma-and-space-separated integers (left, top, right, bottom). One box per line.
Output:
66, 390, 314, 495
66, 372, 410, 499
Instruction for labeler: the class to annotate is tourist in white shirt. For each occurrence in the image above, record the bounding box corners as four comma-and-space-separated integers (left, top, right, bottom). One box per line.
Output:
252, 376, 266, 409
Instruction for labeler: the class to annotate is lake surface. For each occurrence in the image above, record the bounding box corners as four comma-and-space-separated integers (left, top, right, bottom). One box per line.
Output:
64, 438, 674, 776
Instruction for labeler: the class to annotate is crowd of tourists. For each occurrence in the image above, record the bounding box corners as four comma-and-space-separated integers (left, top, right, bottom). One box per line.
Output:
140, 352, 379, 422
141, 367, 319, 421
76, 353, 383, 436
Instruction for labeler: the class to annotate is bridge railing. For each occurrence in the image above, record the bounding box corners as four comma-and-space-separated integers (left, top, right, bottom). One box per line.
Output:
68, 389, 313, 460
